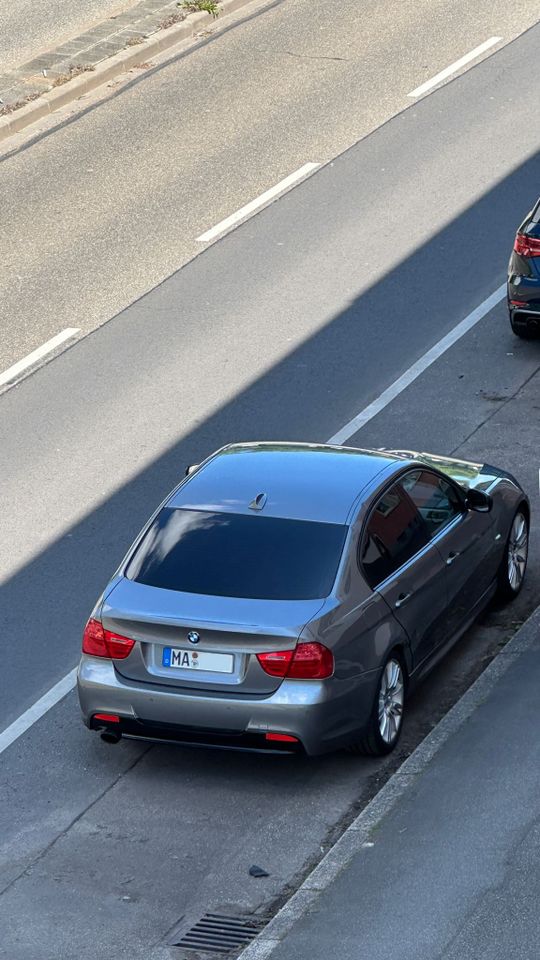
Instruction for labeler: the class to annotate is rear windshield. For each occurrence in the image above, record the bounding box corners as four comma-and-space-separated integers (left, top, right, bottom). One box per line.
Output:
126, 508, 347, 600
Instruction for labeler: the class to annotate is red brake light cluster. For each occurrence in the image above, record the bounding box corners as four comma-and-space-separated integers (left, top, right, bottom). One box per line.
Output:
257, 642, 333, 680
514, 233, 540, 258
82, 618, 135, 659
265, 733, 299, 743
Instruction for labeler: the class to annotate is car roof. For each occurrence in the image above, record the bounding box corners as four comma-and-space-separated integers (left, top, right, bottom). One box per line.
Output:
168, 442, 405, 524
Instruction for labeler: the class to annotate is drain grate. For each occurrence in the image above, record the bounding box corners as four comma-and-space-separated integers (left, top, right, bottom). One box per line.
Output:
171, 913, 266, 954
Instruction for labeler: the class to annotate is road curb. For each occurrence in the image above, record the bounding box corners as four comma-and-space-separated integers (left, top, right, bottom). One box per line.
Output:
238, 604, 540, 960
0, 0, 260, 144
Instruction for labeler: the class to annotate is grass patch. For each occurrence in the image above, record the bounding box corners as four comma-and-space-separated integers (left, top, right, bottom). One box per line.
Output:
52, 64, 95, 87
179, 0, 220, 18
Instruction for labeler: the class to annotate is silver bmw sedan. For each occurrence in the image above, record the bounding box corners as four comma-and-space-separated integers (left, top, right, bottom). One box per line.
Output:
77, 442, 529, 756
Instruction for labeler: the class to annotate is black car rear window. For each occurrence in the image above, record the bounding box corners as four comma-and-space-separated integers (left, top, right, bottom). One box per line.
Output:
126, 508, 347, 600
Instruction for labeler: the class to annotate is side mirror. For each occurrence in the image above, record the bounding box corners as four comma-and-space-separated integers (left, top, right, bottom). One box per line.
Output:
185, 464, 200, 477
466, 488, 492, 513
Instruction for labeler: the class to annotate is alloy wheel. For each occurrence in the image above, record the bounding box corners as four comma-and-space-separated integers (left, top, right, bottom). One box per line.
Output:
507, 512, 528, 592
378, 658, 404, 745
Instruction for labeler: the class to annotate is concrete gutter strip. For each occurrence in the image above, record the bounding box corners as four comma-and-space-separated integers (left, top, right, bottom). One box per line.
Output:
0, 0, 259, 144
237, 605, 540, 960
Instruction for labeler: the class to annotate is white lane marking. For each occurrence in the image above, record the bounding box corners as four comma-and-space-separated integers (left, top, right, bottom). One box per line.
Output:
327, 283, 506, 445
407, 37, 502, 98
0, 328, 80, 389
0, 668, 77, 757
196, 163, 321, 242
0, 283, 507, 755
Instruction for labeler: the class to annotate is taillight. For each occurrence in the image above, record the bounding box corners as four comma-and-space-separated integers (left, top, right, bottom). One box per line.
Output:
82, 618, 135, 660
256, 649, 294, 677
257, 642, 334, 680
265, 733, 299, 743
514, 233, 540, 258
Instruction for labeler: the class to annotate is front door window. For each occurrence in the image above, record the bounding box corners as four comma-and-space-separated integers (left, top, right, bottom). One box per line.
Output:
400, 470, 463, 537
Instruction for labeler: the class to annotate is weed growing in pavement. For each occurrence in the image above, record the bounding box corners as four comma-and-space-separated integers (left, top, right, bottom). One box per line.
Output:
159, 11, 187, 28
179, 0, 220, 18
0, 91, 41, 116
52, 64, 95, 86
126, 35, 145, 46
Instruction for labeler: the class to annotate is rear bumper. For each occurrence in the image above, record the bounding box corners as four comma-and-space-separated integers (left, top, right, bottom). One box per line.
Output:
509, 306, 540, 334
77, 655, 379, 756
507, 278, 540, 331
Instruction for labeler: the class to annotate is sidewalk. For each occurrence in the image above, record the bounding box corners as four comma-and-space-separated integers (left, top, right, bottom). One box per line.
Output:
243, 606, 540, 960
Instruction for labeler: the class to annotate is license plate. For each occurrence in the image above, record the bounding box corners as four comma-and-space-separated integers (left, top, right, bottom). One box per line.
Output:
162, 647, 234, 674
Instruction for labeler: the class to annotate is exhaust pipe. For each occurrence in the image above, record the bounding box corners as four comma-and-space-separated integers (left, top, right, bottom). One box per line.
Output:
100, 730, 122, 744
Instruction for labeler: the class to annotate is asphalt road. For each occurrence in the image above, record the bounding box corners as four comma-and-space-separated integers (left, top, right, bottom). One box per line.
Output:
1, 9, 540, 960
1, 0, 539, 370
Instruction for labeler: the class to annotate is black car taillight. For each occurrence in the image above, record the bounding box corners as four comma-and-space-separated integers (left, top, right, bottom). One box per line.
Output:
514, 233, 540, 258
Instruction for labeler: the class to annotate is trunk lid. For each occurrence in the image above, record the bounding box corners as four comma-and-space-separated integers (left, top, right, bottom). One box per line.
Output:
101, 577, 325, 695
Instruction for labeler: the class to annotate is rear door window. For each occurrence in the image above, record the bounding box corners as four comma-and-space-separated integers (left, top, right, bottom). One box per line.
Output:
360, 482, 428, 588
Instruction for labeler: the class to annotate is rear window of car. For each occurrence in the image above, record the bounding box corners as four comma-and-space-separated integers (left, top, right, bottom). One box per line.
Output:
126, 508, 348, 600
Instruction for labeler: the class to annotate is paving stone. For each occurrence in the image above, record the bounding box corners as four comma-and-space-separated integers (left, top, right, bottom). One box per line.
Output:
72, 30, 109, 45
115, 30, 147, 43
67, 50, 101, 66
108, 11, 146, 25
19, 54, 61, 72
139, 12, 171, 28
85, 22, 121, 39
89, 39, 129, 59
47, 60, 78, 77
51, 42, 90, 57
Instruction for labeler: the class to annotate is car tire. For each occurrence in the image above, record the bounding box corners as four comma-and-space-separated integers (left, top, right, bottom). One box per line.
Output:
496, 507, 529, 602
348, 653, 406, 757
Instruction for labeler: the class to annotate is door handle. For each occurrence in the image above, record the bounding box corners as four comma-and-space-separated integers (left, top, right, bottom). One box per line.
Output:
395, 592, 412, 609
446, 551, 460, 565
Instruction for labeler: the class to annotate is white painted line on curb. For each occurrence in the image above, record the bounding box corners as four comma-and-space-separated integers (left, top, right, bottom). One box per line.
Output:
0, 284, 506, 756
0, 328, 80, 389
407, 36, 502, 98
196, 163, 321, 242
0, 669, 77, 757
327, 283, 507, 445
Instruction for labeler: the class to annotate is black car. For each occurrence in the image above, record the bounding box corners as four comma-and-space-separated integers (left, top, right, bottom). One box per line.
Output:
508, 197, 540, 338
